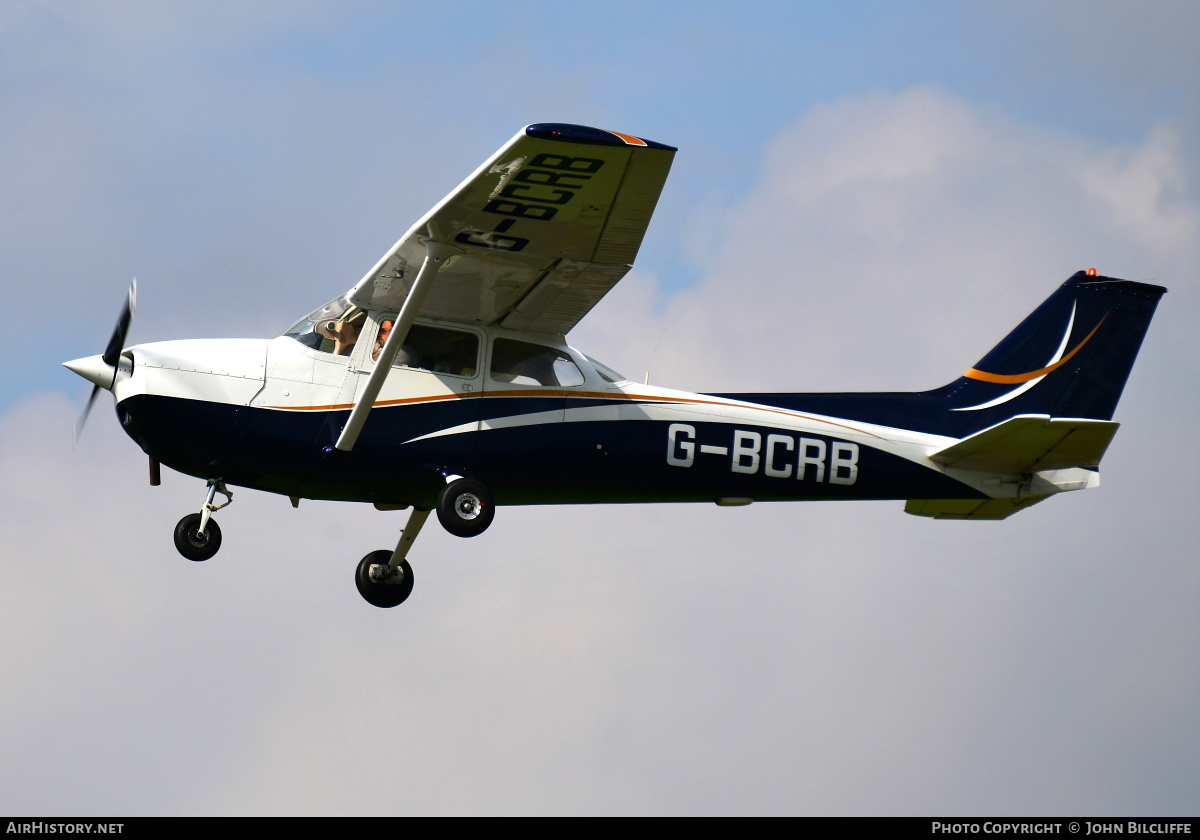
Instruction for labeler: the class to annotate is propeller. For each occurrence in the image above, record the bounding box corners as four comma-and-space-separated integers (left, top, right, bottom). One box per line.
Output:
66, 279, 136, 445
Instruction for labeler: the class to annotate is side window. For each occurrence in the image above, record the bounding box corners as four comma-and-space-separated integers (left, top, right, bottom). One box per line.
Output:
373, 322, 479, 378
490, 338, 585, 387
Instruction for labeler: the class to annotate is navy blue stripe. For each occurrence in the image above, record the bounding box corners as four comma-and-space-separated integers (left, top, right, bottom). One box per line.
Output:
118, 394, 980, 507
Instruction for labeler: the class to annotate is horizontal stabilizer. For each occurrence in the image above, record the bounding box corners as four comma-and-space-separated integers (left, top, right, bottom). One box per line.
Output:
929, 414, 1119, 473
904, 497, 1048, 520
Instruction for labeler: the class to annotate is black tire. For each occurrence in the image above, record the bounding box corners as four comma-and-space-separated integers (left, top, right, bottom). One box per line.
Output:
173, 513, 222, 561
436, 478, 495, 538
355, 549, 414, 608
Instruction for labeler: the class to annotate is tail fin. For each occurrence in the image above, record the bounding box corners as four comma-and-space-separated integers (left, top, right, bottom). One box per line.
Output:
714, 270, 1165, 444
905, 270, 1165, 520
934, 270, 1166, 435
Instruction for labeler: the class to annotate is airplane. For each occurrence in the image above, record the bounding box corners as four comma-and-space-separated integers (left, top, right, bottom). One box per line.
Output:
64, 122, 1167, 608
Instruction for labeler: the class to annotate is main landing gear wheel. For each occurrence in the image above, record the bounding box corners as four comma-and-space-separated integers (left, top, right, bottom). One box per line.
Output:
436, 478, 494, 538
355, 549, 414, 608
174, 513, 222, 561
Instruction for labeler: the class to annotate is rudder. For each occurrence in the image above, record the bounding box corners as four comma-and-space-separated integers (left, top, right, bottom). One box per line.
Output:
935, 270, 1166, 435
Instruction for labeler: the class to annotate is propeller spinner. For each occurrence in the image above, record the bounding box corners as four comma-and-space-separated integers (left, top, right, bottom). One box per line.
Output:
64, 279, 136, 444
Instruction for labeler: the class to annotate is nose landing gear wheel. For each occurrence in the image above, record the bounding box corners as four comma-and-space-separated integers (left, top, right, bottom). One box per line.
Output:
173, 513, 222, 561
355, 549, 415, 608
436, 478, 494, 538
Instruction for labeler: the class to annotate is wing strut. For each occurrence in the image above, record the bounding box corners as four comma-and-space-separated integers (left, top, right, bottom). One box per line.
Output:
335, 240, 455, 452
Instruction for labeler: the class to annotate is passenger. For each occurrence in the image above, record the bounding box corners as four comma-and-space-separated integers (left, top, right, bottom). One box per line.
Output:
372, 319, 394, 362
372, 321, 422, 370
394, 344, 420, 368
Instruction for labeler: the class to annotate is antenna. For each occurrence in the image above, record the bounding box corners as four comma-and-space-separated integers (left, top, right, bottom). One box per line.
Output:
645, 323, 668, 389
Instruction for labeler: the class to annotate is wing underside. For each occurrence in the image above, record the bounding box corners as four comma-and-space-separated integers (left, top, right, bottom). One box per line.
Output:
347, 124, 676, 335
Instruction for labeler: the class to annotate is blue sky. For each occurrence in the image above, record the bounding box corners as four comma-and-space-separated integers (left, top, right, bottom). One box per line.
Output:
1, 1, 1197, 816
10, 1, 1191, 135
6, 2, 1196, 405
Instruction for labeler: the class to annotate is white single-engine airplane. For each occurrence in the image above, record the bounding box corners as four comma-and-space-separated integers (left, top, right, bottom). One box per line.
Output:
66, 123, 1166, 608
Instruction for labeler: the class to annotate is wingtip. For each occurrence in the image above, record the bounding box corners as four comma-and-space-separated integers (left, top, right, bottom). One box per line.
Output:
524, 123, 677, 152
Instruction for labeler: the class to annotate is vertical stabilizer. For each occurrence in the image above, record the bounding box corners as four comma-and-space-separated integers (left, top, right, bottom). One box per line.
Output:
932, 271, 1165, 435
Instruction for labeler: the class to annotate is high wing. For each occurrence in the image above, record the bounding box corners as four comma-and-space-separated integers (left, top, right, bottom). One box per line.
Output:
346, 123, 676, 336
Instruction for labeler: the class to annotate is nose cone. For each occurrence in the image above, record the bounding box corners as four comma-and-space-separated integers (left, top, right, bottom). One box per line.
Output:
64, 354, 116, 390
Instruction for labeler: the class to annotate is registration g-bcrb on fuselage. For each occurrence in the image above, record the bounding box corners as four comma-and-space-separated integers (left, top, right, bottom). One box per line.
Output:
65, 123, 1167, 608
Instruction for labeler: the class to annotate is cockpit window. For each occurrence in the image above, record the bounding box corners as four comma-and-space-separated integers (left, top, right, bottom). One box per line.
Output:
282, 295, 365, 356
490, 338, 585, 387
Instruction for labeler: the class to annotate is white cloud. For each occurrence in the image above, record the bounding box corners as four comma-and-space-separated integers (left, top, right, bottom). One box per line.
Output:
580, 87, 1197, 395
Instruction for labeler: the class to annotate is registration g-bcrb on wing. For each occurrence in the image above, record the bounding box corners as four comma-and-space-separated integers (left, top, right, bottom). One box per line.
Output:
347, 123, 676, 334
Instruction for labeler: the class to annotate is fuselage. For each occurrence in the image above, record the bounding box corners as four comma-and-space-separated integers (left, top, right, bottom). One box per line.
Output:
107, 314, 991, 510
58, 120, 1164, 603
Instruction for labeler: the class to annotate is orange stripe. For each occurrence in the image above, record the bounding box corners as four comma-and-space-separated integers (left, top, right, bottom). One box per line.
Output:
964, 313, 1108, 385
266, 390, 882, 438
604, 129, 648, 147
263, 392, 463, 412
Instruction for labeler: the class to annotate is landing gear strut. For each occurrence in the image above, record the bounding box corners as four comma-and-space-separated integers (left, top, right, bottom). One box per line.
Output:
355, 475, 497, 608
356, 508, 429, 608
174, 479, 232, 561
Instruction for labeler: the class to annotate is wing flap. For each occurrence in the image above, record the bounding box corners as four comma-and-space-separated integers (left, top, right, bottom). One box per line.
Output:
592, 146, 674, 265
929, 414, 1120, 473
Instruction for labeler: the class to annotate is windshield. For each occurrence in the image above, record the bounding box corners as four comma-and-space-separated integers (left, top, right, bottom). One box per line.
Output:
282, 295, 364, 356
584, 354, 629, 384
